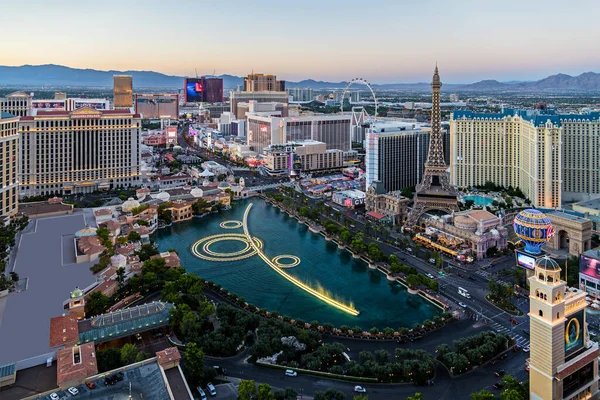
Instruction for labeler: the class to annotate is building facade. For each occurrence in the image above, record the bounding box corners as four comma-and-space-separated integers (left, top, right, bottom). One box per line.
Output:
184, 77, 224, 103
0, 92, 32, 117
134, 94, 179, 120
244, 73, 285, 92
287, 88, 314, 102
529, 256, 599, 399
365, 124, 450, 192
18, 108, 142, 197
230, 91, 289, 119
263, 140, 343, 174
247, 114, 351, 153
450, 109, 600, 208
365, 181, 410, 224
0, 112, 19, 218
113, 75, 133, 109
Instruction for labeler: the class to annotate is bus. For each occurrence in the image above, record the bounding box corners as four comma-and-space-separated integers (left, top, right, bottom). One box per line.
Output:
458, 287, 471, 299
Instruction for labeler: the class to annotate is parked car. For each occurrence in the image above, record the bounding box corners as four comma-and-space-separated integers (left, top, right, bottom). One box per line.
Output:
354, 386, 367, 393
115, 372, 124, 382
67, 387, 79, 396
509, 317, 520, 325
86, 381, 96, 389
104, 376, 116, 386
494, 369, 506, 377
285, 369, 297, 377
197, 387, 207, 400
49, 393, 59, 400
206, 382, 217, 396
493, 382, 503, 390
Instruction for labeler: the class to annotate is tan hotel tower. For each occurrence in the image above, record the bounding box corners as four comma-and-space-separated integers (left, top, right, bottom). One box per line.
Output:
529, 256, 599, 399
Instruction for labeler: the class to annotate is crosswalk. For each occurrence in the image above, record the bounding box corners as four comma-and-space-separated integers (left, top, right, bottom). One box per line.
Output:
475, 270, 511, 286
491, 322, 530, 347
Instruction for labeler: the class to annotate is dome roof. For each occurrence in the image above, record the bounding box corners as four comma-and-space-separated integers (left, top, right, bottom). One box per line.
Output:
218, 182, 231, 190
513, 209, 554, 255
535, 256, 561, 271
156, 191, 170, 201
75, 225, 97, 238
191, 188, 204, 198
122, 197, 141, 212
70, 287, 84, 298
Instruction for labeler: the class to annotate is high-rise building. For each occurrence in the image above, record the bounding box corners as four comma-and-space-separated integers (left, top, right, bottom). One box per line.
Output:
184, 77, 224, 103
0, 112, 19, 219
18, 108, 141, 197
263, 140, 343, 174
113, 75, 133, 109
287, 88, 314, 102
528, 256, 599, 399
365, 123, 450, 192
450, 110, 572, 208
244, 74, 285, 92
230, 91, 289, 118
246, 114, 351, 153
0, 92, 32, 117
135, 94, 179, 119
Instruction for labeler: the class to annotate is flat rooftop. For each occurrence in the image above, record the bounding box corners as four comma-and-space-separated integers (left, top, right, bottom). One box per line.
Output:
164, 367, 192, 400
548, 211, 590, 223
0, 213, 97, 365
18, 201, 73, 218
574, 198, 600, 211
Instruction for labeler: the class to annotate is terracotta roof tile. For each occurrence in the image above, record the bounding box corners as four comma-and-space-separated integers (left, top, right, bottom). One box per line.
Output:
56, 343, 98, 386
156, 347, 181, 367
49, 315, 79, 348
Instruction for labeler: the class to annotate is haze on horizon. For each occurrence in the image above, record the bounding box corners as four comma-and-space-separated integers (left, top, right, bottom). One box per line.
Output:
1, 0, 598, 84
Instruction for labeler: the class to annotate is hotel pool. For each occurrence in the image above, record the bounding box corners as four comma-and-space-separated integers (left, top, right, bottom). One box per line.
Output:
153, 198, 440, 329
462, 195, 494, 207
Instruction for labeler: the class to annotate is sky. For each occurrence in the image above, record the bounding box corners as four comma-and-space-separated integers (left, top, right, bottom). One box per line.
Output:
1, 0, 599, 84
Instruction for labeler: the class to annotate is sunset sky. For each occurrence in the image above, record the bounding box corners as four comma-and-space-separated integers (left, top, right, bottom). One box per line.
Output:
1, 0, 598, 83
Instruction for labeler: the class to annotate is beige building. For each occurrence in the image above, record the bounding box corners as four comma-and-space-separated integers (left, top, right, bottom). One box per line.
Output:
365, 180, 410, 224
450, 110, 562, 208
263, 140, 343, 174
244, 73, 285, 92
0, 92, 32, 117
528, 256, 599, 400
0, 112, 19, 219
18, 108, 142, 197
113, 75, 133, 109
230, 92, 289, 119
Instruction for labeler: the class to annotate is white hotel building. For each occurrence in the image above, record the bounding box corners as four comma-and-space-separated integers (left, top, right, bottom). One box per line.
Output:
18, 108, 142, 197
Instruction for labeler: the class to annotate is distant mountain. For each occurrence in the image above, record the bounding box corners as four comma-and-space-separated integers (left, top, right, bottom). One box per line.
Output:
0, 64, 598, 93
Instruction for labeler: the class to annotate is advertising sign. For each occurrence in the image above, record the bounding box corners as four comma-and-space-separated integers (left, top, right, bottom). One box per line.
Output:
74, 101, 108, 110
580, 254, 600, 280
565, 310, 585, 358
515, 250, 536, 270
32, 100, 64, 109
185, 79, 204, 102
563, 361, 594, 397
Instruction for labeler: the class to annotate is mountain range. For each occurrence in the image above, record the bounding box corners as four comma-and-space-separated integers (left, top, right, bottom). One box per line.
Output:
0, 64, 599, 92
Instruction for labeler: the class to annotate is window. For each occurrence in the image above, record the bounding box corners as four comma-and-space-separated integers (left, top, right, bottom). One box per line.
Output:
539, 310, 543, 317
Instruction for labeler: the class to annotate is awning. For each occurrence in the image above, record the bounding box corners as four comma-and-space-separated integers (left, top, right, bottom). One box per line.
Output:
366, 211, 386, 220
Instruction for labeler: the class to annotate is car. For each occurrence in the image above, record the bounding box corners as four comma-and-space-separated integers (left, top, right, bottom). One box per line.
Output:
509, 317, 520, 325
115, 372, 124, 382
494, 369, 505, 377
197, 387, 207, 400
354, 386, 367, 393
493, 382, 503, 390
428, 258, 436, 264
467, 276, 476, 281
206, 382, 217, 396
104, 376, 116, 386
513, 345, 522, 352
523, 345, 530, 353
285, 369, 297, 377
67, 387, 79, 396
406, 248, 413, 253
426, 273, 435, 279
489, 359, 497, 365
86, 381, 96, 389
438, 271, 445, 276
49, 393, 59, 400
458, 302, 467, 308
213, 366, 227, 375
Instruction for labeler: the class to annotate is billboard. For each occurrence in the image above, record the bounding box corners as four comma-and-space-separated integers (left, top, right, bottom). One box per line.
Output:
32, 100, 64, 109
74, 101, 109, 110
580, 254, 600, 280
565, 310, 585, 358
185, 78, 204, 103
515, 250, 536, 270
563, 361, 594, 398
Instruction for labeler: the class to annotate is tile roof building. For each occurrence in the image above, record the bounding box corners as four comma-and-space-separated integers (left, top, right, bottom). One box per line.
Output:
56, 342, 98, 389
49, 315, 79, 348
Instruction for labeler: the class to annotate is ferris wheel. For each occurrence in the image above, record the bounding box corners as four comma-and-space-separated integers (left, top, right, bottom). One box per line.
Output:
340, 78, 378, 119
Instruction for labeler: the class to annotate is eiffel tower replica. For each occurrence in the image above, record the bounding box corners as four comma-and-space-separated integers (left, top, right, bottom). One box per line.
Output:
404, 65, 459, 228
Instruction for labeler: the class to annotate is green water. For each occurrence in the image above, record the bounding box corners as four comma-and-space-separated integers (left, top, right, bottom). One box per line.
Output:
153, 198, 440, 329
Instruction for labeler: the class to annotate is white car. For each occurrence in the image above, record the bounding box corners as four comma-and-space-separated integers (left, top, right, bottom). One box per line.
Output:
426, 273, 435, 279
197, 387, 207, 400
285, 369, 297, 377
206, 383, 217, 396
49, 393, 59, 400
354, 386, 367, 393
458, 302, 467, 308
67, 387, 79, 395
523, 345, 530, 353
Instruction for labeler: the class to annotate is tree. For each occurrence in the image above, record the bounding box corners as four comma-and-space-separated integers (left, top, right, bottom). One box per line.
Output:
86, 291, 111, 317
258, 383, 275, 400
96, 348, 123, 372
407, 394, 423, 400
127, 231, 141, 242
238, 380, 257, 400
353, 396, 369, 400
470, 390, 496, 400
120, 343, 139, 365
406, 274, 421, 289
500, 375, 528, 400
9, 271, 19, 282
314, 389, 346, 400
183, 342, 205, 385
116, 267, 126, 289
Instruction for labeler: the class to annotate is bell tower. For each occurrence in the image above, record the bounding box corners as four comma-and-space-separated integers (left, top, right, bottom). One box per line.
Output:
67, 287, 86, 320
529, 256, 599, 400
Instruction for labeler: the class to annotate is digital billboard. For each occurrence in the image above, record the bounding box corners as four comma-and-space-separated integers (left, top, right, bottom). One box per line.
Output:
580, 254, 600, 280
563, 361, 593, 397
32, 100, 64, 109
565, 309, 585, 358
185, 79, 204, 103
515, 250, 536, 270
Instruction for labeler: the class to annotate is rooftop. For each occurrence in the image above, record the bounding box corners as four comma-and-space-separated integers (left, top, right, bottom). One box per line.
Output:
573, 198, 600, 211
548, 211, 590, 223
452, 109, 600, 128
56, 343, 98, 387
0, 362, 16, 378
49, 315, 79, 348
1, 111, 16, 119
156, 347, 182, 368
466, 209, 498, 222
